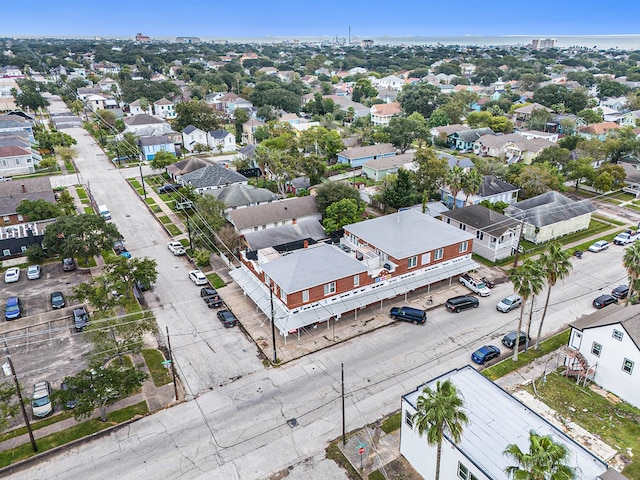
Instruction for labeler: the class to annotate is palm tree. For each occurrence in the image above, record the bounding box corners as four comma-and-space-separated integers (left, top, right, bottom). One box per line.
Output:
462, 169, 483, 207
504, 430, 576, 480
445, 165, 465, 209
622, 241, 640, 306
412, 379, 468, 480
536, 244, 572, 349
509, 259, 545, 361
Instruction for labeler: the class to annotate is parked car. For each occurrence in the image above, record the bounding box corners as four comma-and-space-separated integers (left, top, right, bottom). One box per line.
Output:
588, 240, 609, 253
157, 184, 182, 194
62, 258, 76, 271
201, 287, 223, 308
32, 381, 53, 418
459, 273, 491, 297
50, 291, 66, 309
496, 294, 522, 313
501, 331, 530, 349
26, 265, 42, 280
592, 294, 617, 309
73, 307, 89, 332
5, 296, 22, 321
189, 270, 208, 286
217, 309, 238, 328
113, 239, 126, 254
471, 345, 501, 365
4, 267, 20, 283
612, 285, 629, 300
445, 295, 479, 313
168, 241, 186, 256
389, 306, 426, 324
613, 231, 640, 245
60, 381, 77, 409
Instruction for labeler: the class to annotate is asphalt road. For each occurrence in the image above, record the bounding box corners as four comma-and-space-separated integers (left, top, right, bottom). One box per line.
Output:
7, 96, 631, 479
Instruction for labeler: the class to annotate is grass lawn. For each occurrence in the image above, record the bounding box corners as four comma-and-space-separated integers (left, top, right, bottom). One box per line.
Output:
75, 187, 88, 199
207, 272, 226, 289
129, 179, 142, 188
523, 373, 640, 478
77, 256, 97, 268
158, 215, 172, 224
83, 206, 94, 214
606, 191, 636, 202
142, 349, 173, 386
64, 160, 75, 173
0, 411, 75, 444
145, 197, 156, 205
151, 204, 162, 213
592, 213, 628, 226
166, 224, 181, 236
0, 402, 149, 468
380, 412, 401, 434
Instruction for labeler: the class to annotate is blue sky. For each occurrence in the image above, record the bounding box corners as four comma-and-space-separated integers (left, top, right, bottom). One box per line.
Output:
5, 1, 640, 38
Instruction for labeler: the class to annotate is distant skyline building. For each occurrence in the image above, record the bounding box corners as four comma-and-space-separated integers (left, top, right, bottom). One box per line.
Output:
532, 38, 557, 49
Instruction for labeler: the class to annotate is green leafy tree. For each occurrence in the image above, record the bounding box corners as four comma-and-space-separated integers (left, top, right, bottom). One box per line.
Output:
56, 146, 75, 162
427, 109, 451, 128
351, 78, 378, 103
597, 80, 629, 99
16, 199, 63, 221
577, 108, 603, 125
411, 379, 468, 480
462, 169, 483, 206
382, 169, 415, 209
37, 157, 58, 173
314, 182, 363, 216
509, 259, 545, 361
0, 382, 19, 432
173, 100, 221, 132
414, 147, 449, 204
504, 431, 575, 480
14, 89, 49, 111
298, 153, 326, 186
25, 244, 46, 264
473, 157, 507, 177
191, 195, 227, 249
536, 244, 572, 350
322, 198, 363, 234
592, 171, 614, 193
397, 82, 444, 119
95, 109, 117, 128
43, 214, 121, 265
445, 165, 465, 209
58, 189, 76, 215
233, 108, 250, 143
72, 276, 117, 313
516, 164, 562, 198
148, 150, 175, 171
385, 115, 427, 153
564, 157, 596, 190
533, 146, 571, 170
623, 241, 640, 305
466, 111, 494, 129
53, 366, 147, 421
104, 256, 158, 300
527, 108, 553, 131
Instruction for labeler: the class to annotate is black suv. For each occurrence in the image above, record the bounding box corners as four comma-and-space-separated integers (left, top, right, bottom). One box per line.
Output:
389, 306, 426, 324
445, 295, 479, 313
62, 258, 76, 271
73, 307, 89, 332
593, 294, 617, 309
201, 287, 223, 308
217, 310, 237, 328
612, 285, 629, 300
501, 331, 530, 349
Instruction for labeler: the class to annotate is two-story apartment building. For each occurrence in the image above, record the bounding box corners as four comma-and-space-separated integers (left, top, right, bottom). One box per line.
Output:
370, 102, 402, 126
181, 125, 208, 152
230, 209, 477, 336
153, 98, 176, 119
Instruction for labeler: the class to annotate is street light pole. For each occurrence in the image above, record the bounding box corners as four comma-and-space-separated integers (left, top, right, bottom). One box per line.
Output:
139, 159, 147, 199
270, 285, 277, 365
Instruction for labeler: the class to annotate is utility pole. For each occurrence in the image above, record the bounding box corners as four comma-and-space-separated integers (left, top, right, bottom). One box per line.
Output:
270, 285, 277, 364
166, 327, 178, 401
139, 158, 147, 199
185, 210, 193, 251
341, 363, 346, 446
3, 343, 38, 452
512, 214, 526, 267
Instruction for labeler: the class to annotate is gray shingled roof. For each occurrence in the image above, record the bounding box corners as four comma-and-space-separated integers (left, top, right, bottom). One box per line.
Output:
205, 183, 278, 208
167, 157, 215, 176
364, 152, 414, 170
441, 204, 520, 237
138, 135, 170, 146
208, 129, 232, 139
181, 165, 248, 189
243, 217, 327, 250
0, 177, 55, 215
505, 191, 596, 227
123, 114, 166, 126
261, 243, 368, 293
344, 209, 473, 259
451, 127, 495, 143
570, 303, 640, 346
237, 144, 257, 159
228, 196, 319, 231
183, 125, 198, 135
337, 143, 396, 160
479, 175, 519, 197
437, 152, 475, 170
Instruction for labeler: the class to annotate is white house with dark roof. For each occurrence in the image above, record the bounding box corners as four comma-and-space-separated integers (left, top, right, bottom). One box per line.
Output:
230, 209, 477, 336
181, 125, 208, 152
242, 218, 327, 252
337, 143, 396, 168
179, 165, 248, 193
207, 129, 236, 153
441, 175, 520, 209
153, 98, 176, 119
138, 135, 175, 161
0, 177, 54, 224
0, 114, 34, 142
228, 195, 320, 235
505, 191, 596, 244
401, 366, 615, 480
448, 127, 495, 151
568, 304, 640, 409
440, 204, 522, 261
123, 114, 172, 135
205, 183, 279, 213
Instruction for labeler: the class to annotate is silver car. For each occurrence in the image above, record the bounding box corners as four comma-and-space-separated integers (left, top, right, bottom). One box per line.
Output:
496, 294, 522, 313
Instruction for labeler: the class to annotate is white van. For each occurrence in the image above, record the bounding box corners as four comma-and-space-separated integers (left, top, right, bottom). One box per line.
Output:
98, 204, 111, 220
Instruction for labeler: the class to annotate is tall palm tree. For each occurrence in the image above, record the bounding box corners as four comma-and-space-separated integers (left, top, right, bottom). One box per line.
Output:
623, 241, 640, 306
445, 165, 465, 209
412, 379, 468, 480
462, 169, 483, 207
509, 259, 545, 361
536, 244, 572, 349
504, 430, 576, 480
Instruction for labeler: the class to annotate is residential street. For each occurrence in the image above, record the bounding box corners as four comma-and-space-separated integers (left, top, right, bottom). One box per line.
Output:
4, 96, 633, 479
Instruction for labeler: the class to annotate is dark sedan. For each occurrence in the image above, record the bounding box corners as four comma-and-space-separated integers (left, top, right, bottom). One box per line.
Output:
592, 294, 617, 309
471, 345, 501, 365
50, 291, 66, 309
217, 310, 237, 328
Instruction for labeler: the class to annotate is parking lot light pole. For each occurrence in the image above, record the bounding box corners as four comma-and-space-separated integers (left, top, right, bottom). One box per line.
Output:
3, 344, 38, 453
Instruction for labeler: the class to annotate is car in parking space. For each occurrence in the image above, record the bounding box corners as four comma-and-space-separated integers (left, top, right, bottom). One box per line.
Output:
50, 291, 66, 309
588, 240, 609, 253
157, 184, 182, 194
189, 269, 208, 286
4, 267, 20, 283
501, 331, 530, 349
217, 309, 238, 328
445, 295, 479, 313
200, 287, 223, 308
5, 296, 22, 320
60, 381, 77, 409
62, 258, 76, 271
168, 241, 186, 256
593, 294, 618, 309
496, 294, 522, 313
471, 345, 501, 365
389, 306, 426, 324
32, 381, 53, 418
73, 307, 89, 332
26, 265, 42, 280
612, 285, 629, 300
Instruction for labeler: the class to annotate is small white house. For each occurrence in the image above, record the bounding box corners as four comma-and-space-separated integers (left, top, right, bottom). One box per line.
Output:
182, 125, 208, 152
207, 130, 236, 153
